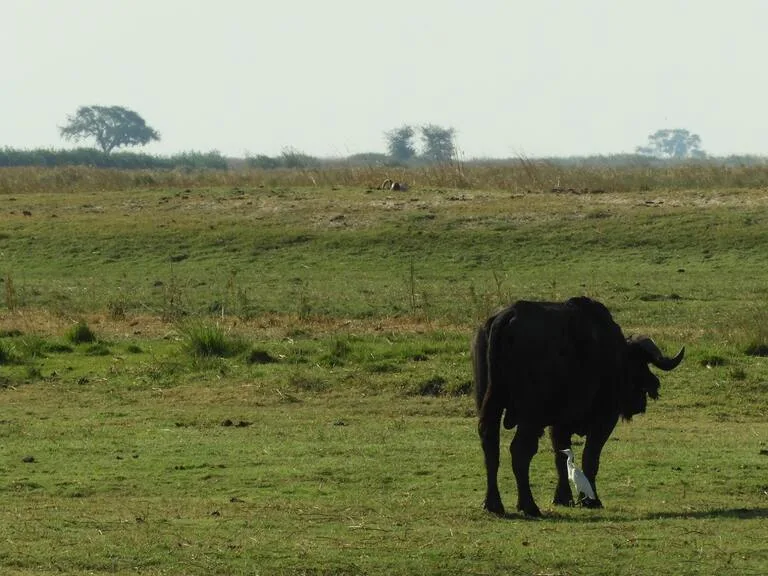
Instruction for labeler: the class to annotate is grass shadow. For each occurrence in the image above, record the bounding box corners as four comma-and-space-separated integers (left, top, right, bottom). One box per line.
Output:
641, 507, 768, 521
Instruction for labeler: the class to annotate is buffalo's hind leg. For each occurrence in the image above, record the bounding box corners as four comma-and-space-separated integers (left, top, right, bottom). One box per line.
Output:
479, 403, 505, 515
510, 425, 541, 517
550, 426, 573, 506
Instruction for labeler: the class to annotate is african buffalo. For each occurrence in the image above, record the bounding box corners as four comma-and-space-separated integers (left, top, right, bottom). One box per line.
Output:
473, 297, 684, 517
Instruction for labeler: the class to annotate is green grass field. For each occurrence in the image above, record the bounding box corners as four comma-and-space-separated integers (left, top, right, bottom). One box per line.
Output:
1, 167, 767, 575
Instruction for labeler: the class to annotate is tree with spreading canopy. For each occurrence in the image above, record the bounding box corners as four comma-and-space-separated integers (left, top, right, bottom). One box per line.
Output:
419, 124, 456, 164
636, 128, 705, 159
384, 125, 417, 163
59, 105, 160, 154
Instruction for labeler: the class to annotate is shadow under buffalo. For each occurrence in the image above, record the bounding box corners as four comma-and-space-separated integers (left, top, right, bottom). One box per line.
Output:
492, 507, 768, 523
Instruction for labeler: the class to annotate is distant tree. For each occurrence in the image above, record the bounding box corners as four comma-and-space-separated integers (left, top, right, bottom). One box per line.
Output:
384, 125, 417, 163
636, 129, 705, 159
419, 124, 456, 163
59, 105, 160, 154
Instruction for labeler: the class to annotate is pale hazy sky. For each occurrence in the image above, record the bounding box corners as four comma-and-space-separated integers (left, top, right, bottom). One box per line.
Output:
3, 0, 768, 158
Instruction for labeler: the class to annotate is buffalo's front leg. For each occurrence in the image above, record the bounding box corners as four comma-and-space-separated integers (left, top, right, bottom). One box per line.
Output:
549, 426, 573, 506
479, 404, 505, 515
582, 420, 616, 508
511, 426, 540, 517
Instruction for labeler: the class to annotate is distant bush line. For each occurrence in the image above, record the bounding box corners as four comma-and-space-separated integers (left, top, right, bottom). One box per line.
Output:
6, 146, 768, 173
0, 148, 229, 170
0, 147, 401, 171
3, 147, 768, 195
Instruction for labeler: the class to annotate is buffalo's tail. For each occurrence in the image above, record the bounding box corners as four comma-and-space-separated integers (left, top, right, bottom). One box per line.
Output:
478, 306, 518, 430
472, 318, 492, 414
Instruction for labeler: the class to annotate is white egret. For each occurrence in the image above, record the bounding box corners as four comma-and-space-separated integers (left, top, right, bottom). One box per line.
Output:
561, 448, 596, 501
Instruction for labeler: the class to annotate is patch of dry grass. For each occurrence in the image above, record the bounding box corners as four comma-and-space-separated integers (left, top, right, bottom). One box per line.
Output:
4, 161, 768, 197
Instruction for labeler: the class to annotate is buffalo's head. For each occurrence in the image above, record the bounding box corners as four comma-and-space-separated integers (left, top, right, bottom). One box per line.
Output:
622, 336, 685, 419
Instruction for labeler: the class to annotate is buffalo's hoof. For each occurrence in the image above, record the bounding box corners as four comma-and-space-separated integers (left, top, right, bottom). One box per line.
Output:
553, 488, 574, 507
579, 497, 603, 509
484, 498, 505, 516
518, 503, 542, 518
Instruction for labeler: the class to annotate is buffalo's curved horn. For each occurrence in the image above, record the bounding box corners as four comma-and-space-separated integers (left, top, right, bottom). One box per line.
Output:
632, 336, 685, 371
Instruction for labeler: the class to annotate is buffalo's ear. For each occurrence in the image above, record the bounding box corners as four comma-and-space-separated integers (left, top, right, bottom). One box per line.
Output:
628, 336, 685, 371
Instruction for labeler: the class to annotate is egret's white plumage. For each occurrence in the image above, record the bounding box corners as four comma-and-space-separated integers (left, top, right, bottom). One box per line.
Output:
561, 449, 596, 501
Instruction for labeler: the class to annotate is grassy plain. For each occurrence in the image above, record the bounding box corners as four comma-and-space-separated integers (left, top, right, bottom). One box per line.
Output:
0, 166, 767, 575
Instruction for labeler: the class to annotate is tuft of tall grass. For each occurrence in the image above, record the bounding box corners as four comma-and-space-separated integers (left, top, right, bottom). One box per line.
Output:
4, 274, 16, 310
0, 339, 19, 364
85, 342, 111, 356
66, 321, 96, 344
321, 338, 352, 367
737, 308, 768, 357
17, 335, 47, 360
181, 321, 247, 358
107, 296, 127, 320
